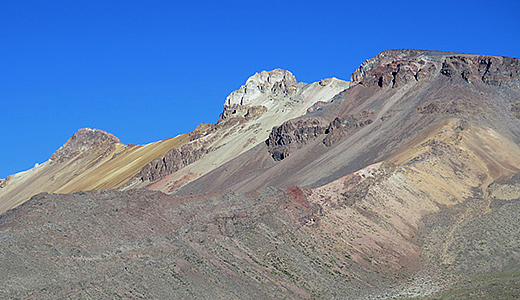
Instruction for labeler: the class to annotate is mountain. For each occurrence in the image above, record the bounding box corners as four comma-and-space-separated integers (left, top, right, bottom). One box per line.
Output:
0, 69, 348, 215
1, 50, 520, 299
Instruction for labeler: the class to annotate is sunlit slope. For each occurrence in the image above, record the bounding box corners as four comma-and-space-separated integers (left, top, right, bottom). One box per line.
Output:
305, 119, 520, 295
337, 118, 520, 217
389, 119, 520, 200
57, 136, 189, 193
311, 118, 520, 251
0, 131, 189, 215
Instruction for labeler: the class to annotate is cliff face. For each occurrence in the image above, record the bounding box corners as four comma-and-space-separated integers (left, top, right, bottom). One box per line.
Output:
350, 49, 438, 87
265, 111, 374, 161
440, 54, 520, 87
224, 69, 298, 107
219, 69, 298, 122
265, 118, 328, 161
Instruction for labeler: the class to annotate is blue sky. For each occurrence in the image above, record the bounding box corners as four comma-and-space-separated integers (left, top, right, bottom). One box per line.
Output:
1, 0, 519, 179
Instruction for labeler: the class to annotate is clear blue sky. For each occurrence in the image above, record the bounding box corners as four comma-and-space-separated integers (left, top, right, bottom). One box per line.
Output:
1, 0, 519, 179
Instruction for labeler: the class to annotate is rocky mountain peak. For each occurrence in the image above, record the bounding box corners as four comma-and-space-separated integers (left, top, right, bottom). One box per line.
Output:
351, 49, 520, 89
50, 128, 121, 162
350, 49, 441, 88
225, 69, 298, 108
218, 69, 300, 122
245, 68, 297, 88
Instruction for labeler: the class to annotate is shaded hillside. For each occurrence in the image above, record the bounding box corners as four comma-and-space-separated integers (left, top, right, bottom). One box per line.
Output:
0, 188, 397, 299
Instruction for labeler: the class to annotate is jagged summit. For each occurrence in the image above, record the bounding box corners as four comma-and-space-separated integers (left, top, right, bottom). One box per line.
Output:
51, 128, 121, 162
219, 68, 349, 122
351, 49, 520, 89
225, 69, 298, 108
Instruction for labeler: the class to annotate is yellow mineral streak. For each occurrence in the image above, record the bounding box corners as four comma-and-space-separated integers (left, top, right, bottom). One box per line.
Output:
0, 134, 189, 215
389, 119, 520, 205
311, 119, 520, 268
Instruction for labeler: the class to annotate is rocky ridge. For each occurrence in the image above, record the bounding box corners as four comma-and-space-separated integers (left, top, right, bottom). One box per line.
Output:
219, 69, 298, 122
351, 49, 520, 89
224, 69, 298, 107
350, 49, 439, 87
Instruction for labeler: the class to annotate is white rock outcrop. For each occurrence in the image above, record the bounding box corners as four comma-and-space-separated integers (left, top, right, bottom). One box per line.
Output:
225, 69, 298, 108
